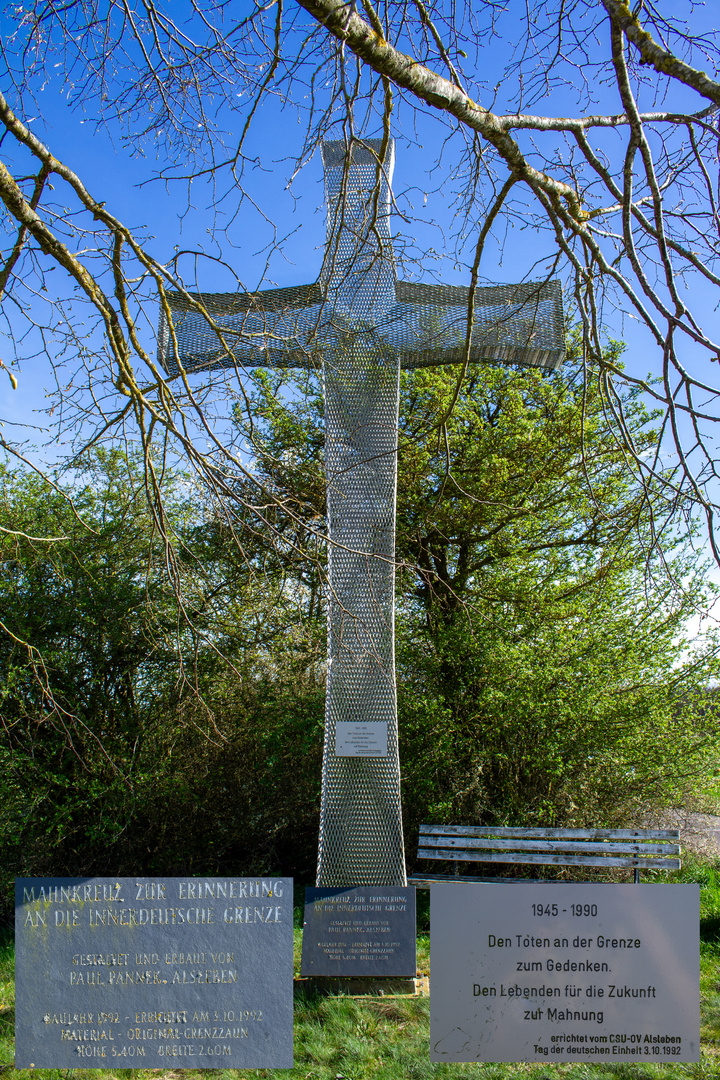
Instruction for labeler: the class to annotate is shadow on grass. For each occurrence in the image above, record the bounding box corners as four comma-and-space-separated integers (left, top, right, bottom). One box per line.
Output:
700, 915, 720, 945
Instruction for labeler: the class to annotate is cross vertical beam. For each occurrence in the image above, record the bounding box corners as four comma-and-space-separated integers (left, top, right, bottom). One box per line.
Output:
317, 141, 405, 887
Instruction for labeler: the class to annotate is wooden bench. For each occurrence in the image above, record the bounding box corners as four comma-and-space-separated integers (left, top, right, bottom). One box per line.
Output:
408, 825, 681, 885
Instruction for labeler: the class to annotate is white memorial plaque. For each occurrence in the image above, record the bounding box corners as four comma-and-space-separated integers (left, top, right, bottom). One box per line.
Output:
334, 722, 388, 757
431, 883, 699, 1063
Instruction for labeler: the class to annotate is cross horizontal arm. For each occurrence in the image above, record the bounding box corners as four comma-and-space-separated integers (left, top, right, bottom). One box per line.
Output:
158, 278, 565, 376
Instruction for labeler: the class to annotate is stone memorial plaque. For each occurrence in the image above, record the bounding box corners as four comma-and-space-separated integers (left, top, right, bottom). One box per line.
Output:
15, 877, 293, 1069
334, 721, 388, 757
300, 887, 416, 976
430, 883, 699, 1063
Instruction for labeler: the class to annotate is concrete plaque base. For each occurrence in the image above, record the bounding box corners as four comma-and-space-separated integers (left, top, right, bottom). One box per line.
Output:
294, 975, 428, 997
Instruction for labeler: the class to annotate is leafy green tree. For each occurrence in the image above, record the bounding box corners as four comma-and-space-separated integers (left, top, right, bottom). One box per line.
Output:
393, 356, 720, 833
0, 449, 326, 916
0, 452, 187, 880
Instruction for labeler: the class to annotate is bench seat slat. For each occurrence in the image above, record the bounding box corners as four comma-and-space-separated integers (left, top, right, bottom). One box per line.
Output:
417, 847, 680, 870
418, 837, 679, 856
419, 825, 679, 841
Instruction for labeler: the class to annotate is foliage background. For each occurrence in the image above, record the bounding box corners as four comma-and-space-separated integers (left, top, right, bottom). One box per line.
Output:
1, 354, 719, 923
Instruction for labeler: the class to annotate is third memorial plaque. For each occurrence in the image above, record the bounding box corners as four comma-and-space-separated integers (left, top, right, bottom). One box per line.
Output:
430, 883, 699, 1063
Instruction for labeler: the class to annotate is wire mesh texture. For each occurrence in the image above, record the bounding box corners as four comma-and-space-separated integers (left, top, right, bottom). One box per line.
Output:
158, 138, 565, 888
159, 280, 565, 375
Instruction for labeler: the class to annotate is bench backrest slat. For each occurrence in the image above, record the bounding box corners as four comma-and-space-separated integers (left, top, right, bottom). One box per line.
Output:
418, 825, 679, 841
417, 847, 681, 870
418, 836, 678, 857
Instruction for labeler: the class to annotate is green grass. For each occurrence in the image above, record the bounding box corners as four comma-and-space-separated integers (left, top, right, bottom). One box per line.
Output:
2, 867, 719, 1080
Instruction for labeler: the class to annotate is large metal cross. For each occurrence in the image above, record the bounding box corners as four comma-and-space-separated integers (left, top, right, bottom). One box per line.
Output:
159, 139, 564, 888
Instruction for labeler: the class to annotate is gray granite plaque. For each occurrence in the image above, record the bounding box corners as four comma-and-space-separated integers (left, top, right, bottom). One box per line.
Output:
300, 887, 416, 976
15, 877, 293, 1069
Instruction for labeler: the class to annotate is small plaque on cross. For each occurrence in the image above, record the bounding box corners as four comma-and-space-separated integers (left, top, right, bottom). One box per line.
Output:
335, 721, 388, 757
